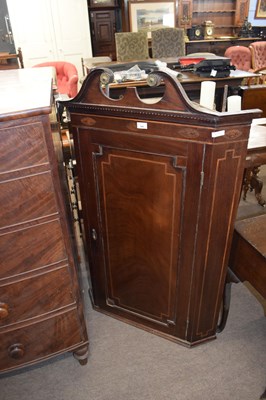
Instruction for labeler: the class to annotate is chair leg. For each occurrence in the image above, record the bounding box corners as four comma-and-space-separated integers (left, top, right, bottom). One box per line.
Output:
217, 269, 239, 333
260, 387, 266, 399
217, 282, 232, 333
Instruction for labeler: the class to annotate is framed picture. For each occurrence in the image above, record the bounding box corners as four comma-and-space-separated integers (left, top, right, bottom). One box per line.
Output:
255, 0, 266, 18
129, 1, 176, 38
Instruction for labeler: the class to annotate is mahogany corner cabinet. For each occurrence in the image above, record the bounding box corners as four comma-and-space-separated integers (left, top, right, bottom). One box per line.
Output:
64, 69, 260, 347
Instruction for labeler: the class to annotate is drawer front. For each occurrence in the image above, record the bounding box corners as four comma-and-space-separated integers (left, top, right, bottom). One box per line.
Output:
0, 172, 58, 228
0, 267, 75, 327
0, 220, 67, 279
0, 121, 49, 174
0, 310, 85, 372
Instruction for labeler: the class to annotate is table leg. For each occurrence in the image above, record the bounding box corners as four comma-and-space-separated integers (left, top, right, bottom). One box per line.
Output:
243, 166, 266, 207
242, 168, 252, 201
250, 166, 266, 206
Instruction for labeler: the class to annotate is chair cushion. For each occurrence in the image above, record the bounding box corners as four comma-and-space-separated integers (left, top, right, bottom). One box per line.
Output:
151, 28, 185, 59
224, 46, 251, 71
115, 32, 149, 62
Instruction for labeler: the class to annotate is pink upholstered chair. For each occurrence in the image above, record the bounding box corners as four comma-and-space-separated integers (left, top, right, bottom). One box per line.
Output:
224, 46, 252, 71
249, 41, 266, 70
33, 61, 78, 98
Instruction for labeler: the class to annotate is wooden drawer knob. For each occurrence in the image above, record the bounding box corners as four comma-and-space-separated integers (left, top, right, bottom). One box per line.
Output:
0, 302, 9, 320
8, 343, 25, 359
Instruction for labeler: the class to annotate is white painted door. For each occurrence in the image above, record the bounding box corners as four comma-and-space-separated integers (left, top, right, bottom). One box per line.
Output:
6, 0, 92, 78
51, 0, 92, 69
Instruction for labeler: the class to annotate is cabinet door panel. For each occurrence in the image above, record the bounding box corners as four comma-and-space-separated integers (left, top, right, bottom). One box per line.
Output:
91, 147, 188, 329
90, 10, 116, 58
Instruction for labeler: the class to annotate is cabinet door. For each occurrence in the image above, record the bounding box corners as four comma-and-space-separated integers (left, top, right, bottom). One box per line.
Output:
6, 0, 92, 75
7, 0, 57, 64
77, 128, 204, 336
90, 10, 116, 59
51, 0, 92, 71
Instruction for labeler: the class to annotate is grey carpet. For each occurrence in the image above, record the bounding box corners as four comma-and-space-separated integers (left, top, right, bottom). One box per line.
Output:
0, 283, 265, 400
1, 172, 265, 400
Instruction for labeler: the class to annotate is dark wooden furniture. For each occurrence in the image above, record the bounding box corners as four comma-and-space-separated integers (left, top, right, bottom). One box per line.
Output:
87, 0, 122, 60
241, 85, 266, 118
229, 214, 266, 300
219, 213, 266, 333
0, 47, 24, 69
185, 38, 261, 57
64, 67, 259, 346
178, 0, 250, 36
217, 127, 266, 333
0, 68, 88, 373
89, 9, 117, 59
87, 0, 260, 60
229, 215, 266, 400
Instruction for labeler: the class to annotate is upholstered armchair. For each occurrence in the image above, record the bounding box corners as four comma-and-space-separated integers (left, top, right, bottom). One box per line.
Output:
249, 41, 266, 70
33, 61, 78, 98
224, 46, 252, 71
115, 32, 149, 62
151, 28, 185, 59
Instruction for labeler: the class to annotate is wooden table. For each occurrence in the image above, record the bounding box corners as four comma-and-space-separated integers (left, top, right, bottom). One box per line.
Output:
219, 213, 266, 333
91, 60, 258, 111
229, 214, 266, 300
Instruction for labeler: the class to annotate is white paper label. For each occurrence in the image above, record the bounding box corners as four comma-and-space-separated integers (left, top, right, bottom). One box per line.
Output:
137, 122, 148, 129
211, 130, 225, 138
210, 69, 217, 77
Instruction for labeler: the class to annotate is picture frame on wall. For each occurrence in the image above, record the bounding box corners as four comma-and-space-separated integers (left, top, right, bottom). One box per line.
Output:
129, 0, 176, 38
255, 0, 266, 18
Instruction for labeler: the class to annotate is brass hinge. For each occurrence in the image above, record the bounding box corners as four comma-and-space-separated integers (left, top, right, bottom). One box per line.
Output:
200, 171, 204, 188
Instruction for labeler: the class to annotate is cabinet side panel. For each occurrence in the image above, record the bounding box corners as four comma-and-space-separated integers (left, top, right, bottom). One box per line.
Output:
189, 141, 248, 342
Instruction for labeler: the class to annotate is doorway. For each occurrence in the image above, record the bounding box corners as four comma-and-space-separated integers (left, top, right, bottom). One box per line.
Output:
0, 0, 16, 53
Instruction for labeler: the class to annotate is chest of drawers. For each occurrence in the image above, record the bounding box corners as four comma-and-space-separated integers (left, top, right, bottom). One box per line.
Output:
0, 68, 88, 373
